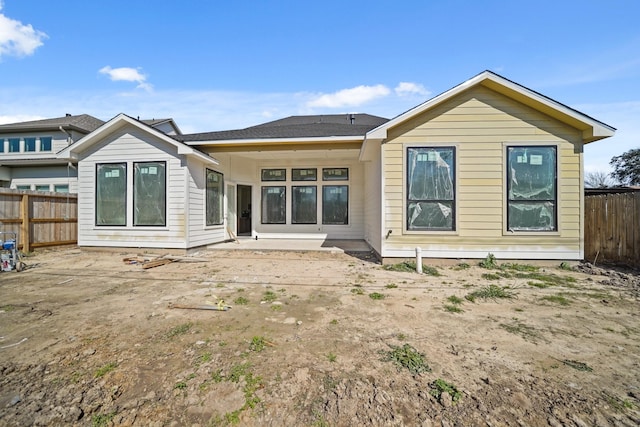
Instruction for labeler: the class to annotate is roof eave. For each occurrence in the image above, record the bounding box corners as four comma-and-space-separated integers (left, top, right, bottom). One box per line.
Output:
184, 135, 365, 146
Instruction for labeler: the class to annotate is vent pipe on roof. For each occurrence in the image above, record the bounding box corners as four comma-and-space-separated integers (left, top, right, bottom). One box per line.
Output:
349, 114, 355, 124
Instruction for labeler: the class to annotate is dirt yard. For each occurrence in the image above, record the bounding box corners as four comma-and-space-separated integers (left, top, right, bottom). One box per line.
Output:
1, 247, 639, 427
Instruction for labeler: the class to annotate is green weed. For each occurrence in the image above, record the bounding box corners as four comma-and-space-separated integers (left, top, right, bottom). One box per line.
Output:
479, 253, 498, 269
452, 262, 470, 271
380, 343, 431, 375
562, 359, 593, 372
447, 295, 464, 305
430, 378, 462, 402
369, 292, 385, 300
385, 283, 398, 289
262, 291, 278, 302
92, 412, 116, 427
168, 322, 192, 338
500, 319, 543, 343
350, 287, 364, 295
234, 296, 249, 305
467, 285, 515, 300
541, 295, 571, 306
94, 362, 117, 378
444, 305, 464, 314
249, 336, 267, 352
327, 352, 337, 362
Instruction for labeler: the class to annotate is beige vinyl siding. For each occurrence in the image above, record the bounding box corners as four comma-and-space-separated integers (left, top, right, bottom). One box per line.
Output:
381, 86, 584, 259
363, 153, 382, 253
77, 126, 189, 248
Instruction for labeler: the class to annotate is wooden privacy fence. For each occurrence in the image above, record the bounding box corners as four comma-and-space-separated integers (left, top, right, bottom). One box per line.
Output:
0, 189, 78, 252
585, 191, 640, 268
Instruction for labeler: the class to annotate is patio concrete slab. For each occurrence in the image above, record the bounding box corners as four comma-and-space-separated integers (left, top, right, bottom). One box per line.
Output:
207, 238, 372, 253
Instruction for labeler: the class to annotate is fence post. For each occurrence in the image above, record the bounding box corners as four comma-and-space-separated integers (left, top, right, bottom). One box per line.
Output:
20, 194, 30, 253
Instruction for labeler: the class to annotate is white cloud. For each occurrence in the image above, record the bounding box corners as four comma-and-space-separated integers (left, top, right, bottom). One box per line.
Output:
395, 82, 430, 97
307, 84, 391, 108
0, 114, 45, 125
99, 66, 153, 91
0, 1, 47, 59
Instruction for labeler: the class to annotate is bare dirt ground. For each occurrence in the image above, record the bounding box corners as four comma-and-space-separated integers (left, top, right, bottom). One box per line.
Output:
1, 247, 639, 427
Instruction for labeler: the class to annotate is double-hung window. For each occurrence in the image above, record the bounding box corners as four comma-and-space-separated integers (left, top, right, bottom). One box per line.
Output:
206, 169, 224, 226
506, 146, 557, 231
134, 162, 166, 226
406, 147, 456, 231
96, 163, 127, 226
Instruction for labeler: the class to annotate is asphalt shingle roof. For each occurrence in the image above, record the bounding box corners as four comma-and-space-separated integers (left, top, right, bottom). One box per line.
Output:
175, 114, 388, 142
0, 114, 105, 133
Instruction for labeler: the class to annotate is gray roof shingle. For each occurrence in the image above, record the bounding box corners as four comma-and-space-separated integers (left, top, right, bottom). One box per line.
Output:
175, 114, 388, 142
0, 114, 104, 133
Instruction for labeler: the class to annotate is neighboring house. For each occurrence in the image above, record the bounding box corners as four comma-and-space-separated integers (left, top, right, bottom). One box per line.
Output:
0, 114, 104, 192
56, 71, 615, 260
0, 115, 181, 193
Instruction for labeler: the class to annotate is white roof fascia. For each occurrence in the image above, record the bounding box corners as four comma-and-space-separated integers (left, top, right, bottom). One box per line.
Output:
57, 113, 218, 165
366, 71, 615, 142
185, 135, 364, 146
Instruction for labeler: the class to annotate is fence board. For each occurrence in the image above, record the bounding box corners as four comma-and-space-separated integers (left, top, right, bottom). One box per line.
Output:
0, 189, 78, 251
585, 192, 640, 268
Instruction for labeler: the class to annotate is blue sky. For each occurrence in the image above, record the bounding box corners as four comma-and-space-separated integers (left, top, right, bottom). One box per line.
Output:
1, 0, 638, 174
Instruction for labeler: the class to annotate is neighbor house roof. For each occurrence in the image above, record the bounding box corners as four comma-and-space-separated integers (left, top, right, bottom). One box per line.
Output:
140, 118, 183, 135
57, 114, 218, 166
175, 114, 388, 143
0, 114, 105, 133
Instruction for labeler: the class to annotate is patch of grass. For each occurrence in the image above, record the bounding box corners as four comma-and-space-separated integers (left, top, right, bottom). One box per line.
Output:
464, 294, 476, 303
396, 333, 407, 340
481, 273, 502, 280
447, 295, 464, 305
327, 352, 337, 362
541, 294, 571, 306
249, 336, 267, 352
198, 352, 212, 364
562, 359, 593, 372
369, 292, 385, 300
92, 412, 116, 427
429, 378, 462, 402
211, 369, 224, 383
499, 319, 543, 343
174, 381, 187, 390
329, 319, 338, 325
443, 304, 464, 314
452, 262, 470, 271
270, 304, 282, 311
385, 283, 398, 289
234, 296, 249, 305
527, 281, 551, 288
224, 410, 241, 424
467, 285, 515, 300
513, 272, 577, 288
228, 362, 251, 383
215, 283, 225, 288
350, 287, 364, 295
383, 261, 441, 276
559, 261, 573, 271
501, 263, 539, 272
380, 343, 431, 375
167, 322, 193, 338
262, 290, 278, 302
94, 362, 117, 378
479, 253, 498, 269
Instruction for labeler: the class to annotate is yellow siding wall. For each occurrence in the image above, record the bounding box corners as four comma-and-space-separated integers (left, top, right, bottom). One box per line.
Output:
382, 86, 584, 259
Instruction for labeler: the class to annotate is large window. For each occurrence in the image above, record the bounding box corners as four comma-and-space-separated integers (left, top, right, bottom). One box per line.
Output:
134, 162, 166, 226
323, 185, 348, 225
262, 186, 286, 224
25, 137, 36, 152
406, 147, 455, 231
96, 163, 126, 226
8, 138, 20, 153
40, 137, 52, 151
507, 146, 557, 231
292, 186, 317, 224
206, 169, 224, 226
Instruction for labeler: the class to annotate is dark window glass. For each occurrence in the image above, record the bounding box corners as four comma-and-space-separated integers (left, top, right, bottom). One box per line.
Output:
40, 137, 52, 151
8, 138, 20, 153
292, 186, 317, 224
261, 186, 286, 224
25, 137, 36, 152
96, 163, 126, 226
507, 146, 557, 231
322, 168, 349, 181
206, 169, 224, 226
134, 162, 166, 226
406, 147, 455, 231
261, 169, 286, 181
292, 168, 317, 181
322, 185, 348, 224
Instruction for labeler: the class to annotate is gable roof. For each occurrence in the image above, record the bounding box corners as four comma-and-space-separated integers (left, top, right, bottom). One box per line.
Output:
57, 114, 218, 166
366, 70, 616, 145
175, 114, 388, 143
141, 118, 183, 135
0, 114, 104, 134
